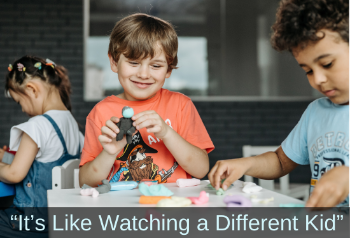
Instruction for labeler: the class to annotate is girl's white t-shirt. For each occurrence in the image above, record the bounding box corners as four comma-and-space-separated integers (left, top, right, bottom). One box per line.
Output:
9, 110, 84, 163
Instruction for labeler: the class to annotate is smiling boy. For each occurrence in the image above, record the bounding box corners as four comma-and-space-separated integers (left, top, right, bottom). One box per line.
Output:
80, 13, 214, 187
209, 0, 349, 207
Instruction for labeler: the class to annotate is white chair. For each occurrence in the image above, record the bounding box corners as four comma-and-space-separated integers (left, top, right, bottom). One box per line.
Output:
243, 145, 310, 201
52, 159, 80, 190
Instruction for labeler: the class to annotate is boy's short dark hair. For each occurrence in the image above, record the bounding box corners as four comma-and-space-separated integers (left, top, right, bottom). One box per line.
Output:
108, 13, 178, 71
271, 0, 349, 52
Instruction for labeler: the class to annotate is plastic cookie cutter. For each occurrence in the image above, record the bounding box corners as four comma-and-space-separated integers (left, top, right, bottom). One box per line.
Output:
223, 194, 252, 207
110, 181, 138, 191
138, 183, 174, 196
156, 196, 192, 207
176, 178, 200, 188
188, 191, 209, 205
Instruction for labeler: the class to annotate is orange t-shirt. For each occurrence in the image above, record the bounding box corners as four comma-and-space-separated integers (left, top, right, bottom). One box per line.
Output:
80, 89, 214, 183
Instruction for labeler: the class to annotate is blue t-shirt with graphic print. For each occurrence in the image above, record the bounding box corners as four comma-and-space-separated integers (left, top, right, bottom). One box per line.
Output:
282, 97, 349, 206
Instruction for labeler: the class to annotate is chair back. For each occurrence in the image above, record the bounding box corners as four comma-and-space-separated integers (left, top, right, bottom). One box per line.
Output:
52, 159, 80, 189
242, 145, 289, 191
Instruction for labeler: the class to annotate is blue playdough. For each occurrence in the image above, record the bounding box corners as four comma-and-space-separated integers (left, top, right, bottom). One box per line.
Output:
110, 181, 138, 191
138, 183, 174, 196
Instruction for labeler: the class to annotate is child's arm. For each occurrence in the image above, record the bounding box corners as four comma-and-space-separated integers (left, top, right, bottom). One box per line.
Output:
132, 110, 209, 179
0, 133, 38, 184
79, 117, 127, 187
208, 147, 299, 190
0, 146, 5, 162
306, 166, 349, 207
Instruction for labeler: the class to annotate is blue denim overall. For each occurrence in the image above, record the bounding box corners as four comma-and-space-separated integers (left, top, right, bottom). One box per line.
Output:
0, 114, 81, 236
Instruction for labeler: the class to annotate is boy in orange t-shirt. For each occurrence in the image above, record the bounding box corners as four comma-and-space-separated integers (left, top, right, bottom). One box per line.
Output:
79, 13, 214, 186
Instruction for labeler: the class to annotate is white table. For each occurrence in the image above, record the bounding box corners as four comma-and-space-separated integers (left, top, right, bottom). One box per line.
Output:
47, 180, 304, 207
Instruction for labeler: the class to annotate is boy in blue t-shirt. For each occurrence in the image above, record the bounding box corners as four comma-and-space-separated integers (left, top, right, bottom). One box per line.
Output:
209, 0, 349, 207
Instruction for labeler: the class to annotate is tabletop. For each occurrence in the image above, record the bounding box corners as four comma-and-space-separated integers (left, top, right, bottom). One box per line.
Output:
47, 180, 305, 207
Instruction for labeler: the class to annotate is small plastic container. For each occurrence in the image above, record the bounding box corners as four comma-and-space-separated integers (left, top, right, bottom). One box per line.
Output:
0, 182, 15, 197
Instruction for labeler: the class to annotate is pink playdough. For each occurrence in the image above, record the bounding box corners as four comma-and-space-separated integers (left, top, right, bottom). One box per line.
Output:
188, 191, 209, 205
80, 188, 99, 197
176, 178, 200, 188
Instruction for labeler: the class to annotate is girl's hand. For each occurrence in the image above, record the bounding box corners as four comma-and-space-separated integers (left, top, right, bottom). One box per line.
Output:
306, 166, 349, 208
132, 110, 170, 139
208, 158, 252, 190
99, 117, 127, 156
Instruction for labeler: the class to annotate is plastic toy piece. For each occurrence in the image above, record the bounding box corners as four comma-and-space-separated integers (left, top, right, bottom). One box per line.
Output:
80, 188, 99, 198
188, 191, 209, 205
242, 182, 262, 194
81, 179, 111, 196
138, 183, 174, 196
0, 182, 15, 197
116, 106, 136, 144
223, 194, 252, 207
156, 196, 192, 207
139, 196, 171, 204
176, 178, 200, 188
279, 203, 305, 207
250, 195, 274, 204
110, 181, 138, 191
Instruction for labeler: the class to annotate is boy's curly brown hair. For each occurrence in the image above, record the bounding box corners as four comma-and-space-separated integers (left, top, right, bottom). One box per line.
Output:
271, 0, 349, 52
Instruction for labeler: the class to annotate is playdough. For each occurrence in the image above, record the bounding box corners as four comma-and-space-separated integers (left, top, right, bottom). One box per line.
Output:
223, 194, 252, 207
156, 196, 192, 207
139, 183, 174, 196
139, 196, 171, 204
176, 178, 200, 188
242, 182, 262, 193
188, 191, 209, 205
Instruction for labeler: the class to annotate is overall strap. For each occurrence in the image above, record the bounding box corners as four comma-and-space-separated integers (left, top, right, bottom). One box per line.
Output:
42, 114, 68, 154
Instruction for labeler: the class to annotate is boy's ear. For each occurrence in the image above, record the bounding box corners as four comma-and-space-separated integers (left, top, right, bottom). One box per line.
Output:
108, 54, 118, 73
25, 82, 39, 98
165, 69, 172, 79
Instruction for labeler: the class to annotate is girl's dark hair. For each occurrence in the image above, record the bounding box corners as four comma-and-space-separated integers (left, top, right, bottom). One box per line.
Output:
5, 55, 72, 111
271, 0, 349, 52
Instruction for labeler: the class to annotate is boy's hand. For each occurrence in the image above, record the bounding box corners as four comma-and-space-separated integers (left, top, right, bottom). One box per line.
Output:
132, 110, 170, 139
306, 166, 349, 208
208, 158, 252, 191
99, 117, 127, 155
0, 146, 7, 161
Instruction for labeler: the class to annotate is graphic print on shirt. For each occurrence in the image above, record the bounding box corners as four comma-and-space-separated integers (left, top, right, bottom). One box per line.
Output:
109, 131, 178, 183
310, 131, 349, 206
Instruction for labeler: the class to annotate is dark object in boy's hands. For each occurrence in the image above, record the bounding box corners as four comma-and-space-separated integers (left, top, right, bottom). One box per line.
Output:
116, 106, 136, 144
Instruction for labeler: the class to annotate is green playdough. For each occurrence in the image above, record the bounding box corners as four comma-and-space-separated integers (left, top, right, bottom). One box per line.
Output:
206, 180, 232, 195
139, 183, 174, 196
216, 188, 225, 195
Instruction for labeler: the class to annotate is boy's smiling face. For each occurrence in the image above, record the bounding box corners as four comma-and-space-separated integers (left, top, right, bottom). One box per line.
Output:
293, 29, 349, 105
109, 45, 172, 101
